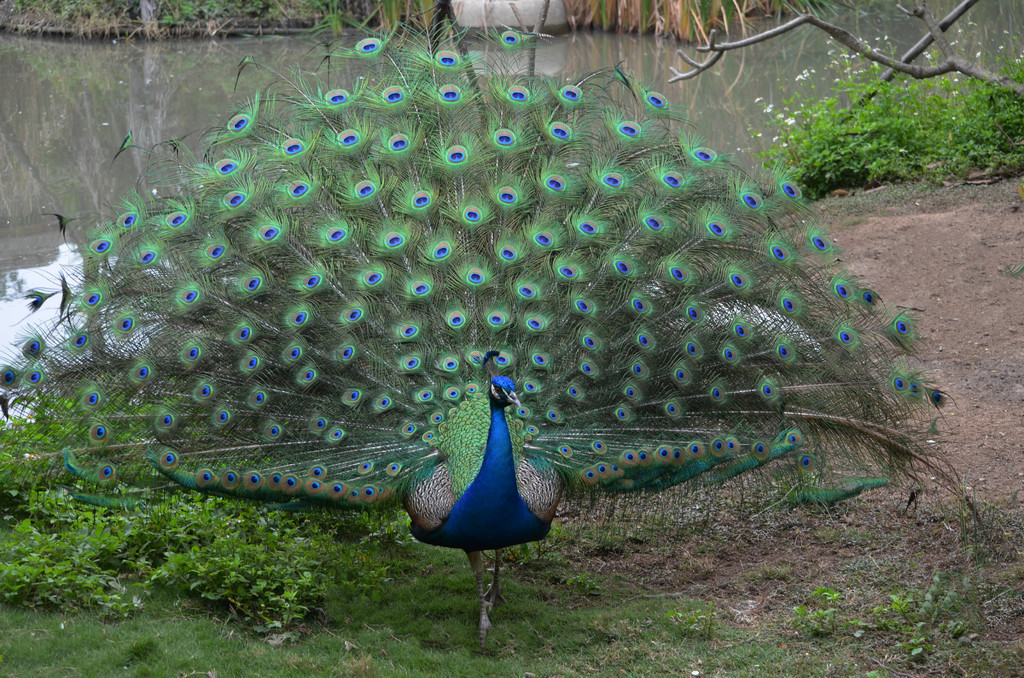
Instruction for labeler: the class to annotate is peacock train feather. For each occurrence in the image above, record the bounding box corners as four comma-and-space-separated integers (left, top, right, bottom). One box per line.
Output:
1, 18, 944, 647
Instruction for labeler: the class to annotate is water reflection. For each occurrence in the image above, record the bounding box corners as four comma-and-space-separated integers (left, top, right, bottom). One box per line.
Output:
0, 1, 1019, 346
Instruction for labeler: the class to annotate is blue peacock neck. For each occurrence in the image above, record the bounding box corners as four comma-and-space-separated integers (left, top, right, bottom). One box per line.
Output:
473, 398, 523, 506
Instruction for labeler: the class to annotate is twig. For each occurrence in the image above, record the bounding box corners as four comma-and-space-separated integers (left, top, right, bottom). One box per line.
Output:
983, 588, 1014, 606
533, 0, 551, 33
995, 120, 1024, 147
626, 591, 689, 601
870, 657, 914, 678
507, 2, 526, 29
670, 18, 806, 81
749, 486, 797, 519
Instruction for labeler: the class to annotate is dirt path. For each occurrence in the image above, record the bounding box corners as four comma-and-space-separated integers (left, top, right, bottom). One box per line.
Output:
570, 187, 1024, 662
822, 181, 1024, 502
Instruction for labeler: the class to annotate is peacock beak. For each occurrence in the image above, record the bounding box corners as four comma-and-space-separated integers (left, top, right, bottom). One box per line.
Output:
506, 390, 521, 408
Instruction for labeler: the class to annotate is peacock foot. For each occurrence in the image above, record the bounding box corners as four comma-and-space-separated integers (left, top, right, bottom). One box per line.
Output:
484, 582, 507, 606
478, 603, 492, 649
484, 548, 507, 606
468, 550, 495, 649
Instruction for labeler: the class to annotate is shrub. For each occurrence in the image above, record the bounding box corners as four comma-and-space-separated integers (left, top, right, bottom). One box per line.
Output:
0, 484, 399, 628
760, 60, 1024, 198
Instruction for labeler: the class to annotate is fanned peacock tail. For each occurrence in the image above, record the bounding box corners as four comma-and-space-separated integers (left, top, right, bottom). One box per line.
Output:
2, 26, 943, 518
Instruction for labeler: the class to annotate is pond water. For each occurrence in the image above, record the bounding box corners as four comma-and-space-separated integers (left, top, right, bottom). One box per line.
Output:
0, 1, 1020, 347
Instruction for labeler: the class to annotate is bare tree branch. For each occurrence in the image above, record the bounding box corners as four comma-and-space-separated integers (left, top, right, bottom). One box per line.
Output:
908, 1, 1024, 95
880, 0, 979, 81
507, 2, 526, 30
669, 15, 810, 80
670, 1, 1023, 96
533, 0, 551, 33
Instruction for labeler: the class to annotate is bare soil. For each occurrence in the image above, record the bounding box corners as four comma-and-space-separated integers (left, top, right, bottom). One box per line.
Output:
560, 181, 1024, 667
831, 180, 1024, 502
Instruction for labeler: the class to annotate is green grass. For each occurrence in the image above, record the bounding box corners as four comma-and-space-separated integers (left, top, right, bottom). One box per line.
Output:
0, 537, 762, 677
2, 428, 1022, 676
1, 497, 1023, 676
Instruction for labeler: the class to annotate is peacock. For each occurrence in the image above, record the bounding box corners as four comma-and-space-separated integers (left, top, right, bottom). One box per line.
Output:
1, 9, 944, 648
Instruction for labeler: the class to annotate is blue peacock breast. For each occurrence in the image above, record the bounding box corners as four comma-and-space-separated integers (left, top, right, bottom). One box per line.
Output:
404, 393, 558, 551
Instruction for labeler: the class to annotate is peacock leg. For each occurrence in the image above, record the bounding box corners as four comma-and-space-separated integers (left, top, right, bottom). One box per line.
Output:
467, 550, 491, 649
484, 548, 507, 606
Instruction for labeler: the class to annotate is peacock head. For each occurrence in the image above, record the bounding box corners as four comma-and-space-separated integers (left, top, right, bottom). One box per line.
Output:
488, 375, 520, 409
484, 350, 520, 409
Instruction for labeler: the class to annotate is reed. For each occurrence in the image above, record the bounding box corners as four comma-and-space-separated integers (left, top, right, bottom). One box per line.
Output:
565, 0, 833, 41
374, 0, 437, 27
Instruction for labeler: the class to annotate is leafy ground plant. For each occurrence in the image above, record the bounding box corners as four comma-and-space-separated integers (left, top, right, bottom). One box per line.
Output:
0, 482, 397, 629
760, 58, 1024, 198
667, 602, 718, 638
